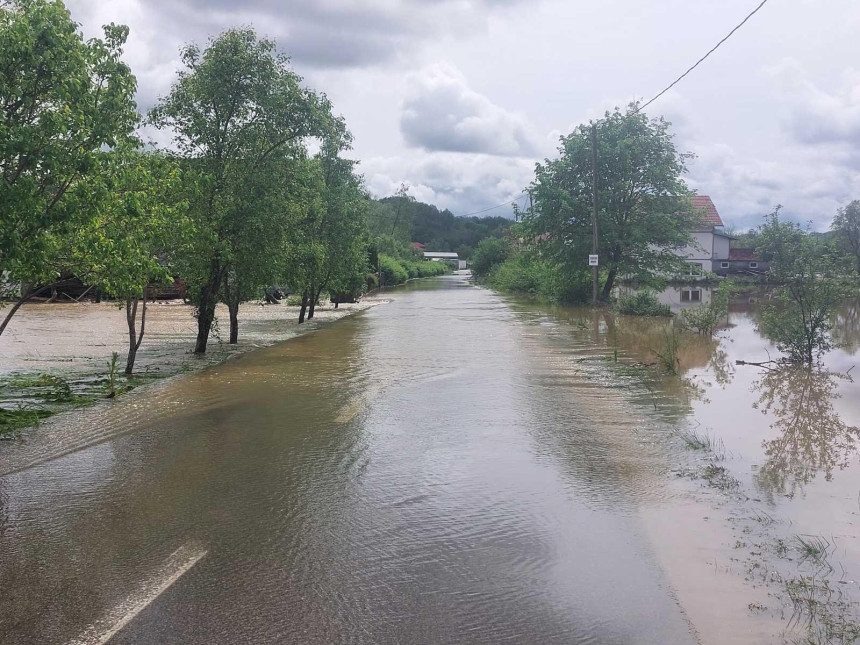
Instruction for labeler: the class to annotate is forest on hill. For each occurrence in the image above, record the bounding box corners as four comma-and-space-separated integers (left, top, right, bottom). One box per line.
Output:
367, 190, 512, 260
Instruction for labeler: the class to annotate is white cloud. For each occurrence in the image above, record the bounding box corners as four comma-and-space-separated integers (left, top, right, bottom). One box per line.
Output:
400, 63, 540, 157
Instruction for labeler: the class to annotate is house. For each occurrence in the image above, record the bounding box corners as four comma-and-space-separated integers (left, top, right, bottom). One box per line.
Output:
423, 251, 458, 262
672, 195, 734, 274
412, 242, 426, 252
715, 248, 769, 276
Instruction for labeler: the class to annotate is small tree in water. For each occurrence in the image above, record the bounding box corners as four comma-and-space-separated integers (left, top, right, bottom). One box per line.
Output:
756, 208, 851, 364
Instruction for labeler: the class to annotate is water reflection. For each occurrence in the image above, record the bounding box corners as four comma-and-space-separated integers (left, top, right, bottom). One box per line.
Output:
752, 366, 860, 496
832, 299, 860, 355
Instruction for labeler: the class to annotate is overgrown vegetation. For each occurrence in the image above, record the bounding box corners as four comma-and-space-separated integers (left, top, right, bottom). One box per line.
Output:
616, 291, 671, 317
755, 208, 854, 363
680, 281, 734, 335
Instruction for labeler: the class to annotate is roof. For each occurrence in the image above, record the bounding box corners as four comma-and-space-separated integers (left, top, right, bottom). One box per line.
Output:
412, 242, 426, 251
690, 195, 724, 228
729, 248, 759, 261
424, 252, 458, 259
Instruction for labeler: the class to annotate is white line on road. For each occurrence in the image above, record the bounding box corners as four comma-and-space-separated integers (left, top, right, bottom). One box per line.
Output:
68, 542, 208, 645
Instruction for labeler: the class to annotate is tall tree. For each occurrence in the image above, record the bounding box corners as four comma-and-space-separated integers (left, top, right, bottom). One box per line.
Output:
0, 0, 138, 336
518, 104, 698, 299
832, 200, 860, 273
148, 28, 333, 353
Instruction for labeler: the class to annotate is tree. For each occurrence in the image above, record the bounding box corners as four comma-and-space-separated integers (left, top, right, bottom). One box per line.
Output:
148, 28, 333, 353
0, 0, 138, 336
832, 200, 860, 273
67, 150, 189, 374
518, 104, 698, 300
470, 237, 511, 277
756, 208, 850, 363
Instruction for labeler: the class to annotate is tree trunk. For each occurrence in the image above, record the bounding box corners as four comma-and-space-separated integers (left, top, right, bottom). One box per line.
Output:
125, 296, 147, 375
228, 296, 239, 344
601, 266, 618, 301
308, 284, 324, 320
298, 289, 309, 324
194, 258, 223, 354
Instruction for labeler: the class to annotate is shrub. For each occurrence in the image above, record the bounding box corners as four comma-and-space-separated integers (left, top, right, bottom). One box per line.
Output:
379, 254, 409, 286
616, 290, 672, 317
471, 237, 511, 277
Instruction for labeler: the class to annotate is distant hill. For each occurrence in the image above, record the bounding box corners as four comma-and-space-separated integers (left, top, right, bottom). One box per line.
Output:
368, 196, 512, 258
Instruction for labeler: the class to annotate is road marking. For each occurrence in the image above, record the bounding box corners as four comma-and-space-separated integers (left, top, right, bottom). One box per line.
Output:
68, 542, 207, 645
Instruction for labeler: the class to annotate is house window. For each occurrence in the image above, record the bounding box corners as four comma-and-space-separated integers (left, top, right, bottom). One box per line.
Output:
749, 262, 758, 268
681, 289, 702, 303
720, 262, 730, 269
687, 262, 703, 275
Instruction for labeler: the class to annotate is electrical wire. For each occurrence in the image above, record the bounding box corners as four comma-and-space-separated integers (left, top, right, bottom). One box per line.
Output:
638, 0, 770, 112
455, 0, 771, 215
458, 192, 529, 217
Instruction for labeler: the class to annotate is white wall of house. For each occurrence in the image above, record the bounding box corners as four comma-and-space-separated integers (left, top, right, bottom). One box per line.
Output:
674, 231, 714, 272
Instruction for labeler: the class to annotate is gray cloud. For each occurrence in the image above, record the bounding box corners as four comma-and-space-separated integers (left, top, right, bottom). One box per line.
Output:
400, 63, 539, 156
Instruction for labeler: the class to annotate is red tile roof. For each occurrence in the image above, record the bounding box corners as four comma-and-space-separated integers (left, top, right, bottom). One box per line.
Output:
412, 242, 426, 251
691, 195, 724, 228
729, 248, 758, 261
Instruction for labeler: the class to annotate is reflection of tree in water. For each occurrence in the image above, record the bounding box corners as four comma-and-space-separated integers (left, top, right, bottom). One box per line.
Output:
831, 299, 860, 355
753, 366, 860, 496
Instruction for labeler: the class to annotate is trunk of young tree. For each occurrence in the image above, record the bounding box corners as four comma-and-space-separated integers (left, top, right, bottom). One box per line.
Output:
0, 284, 52, 338
194, 258, 223, 354
308, 283, 325, 320
298, 289, 309, 324
228, 297, 239, 344
223, 270, 240, 345
125, 295, 147, 375
601, 266, 618, 301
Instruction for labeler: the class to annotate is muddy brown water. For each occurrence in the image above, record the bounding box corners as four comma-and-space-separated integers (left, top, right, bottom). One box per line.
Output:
1, 275, 859, 644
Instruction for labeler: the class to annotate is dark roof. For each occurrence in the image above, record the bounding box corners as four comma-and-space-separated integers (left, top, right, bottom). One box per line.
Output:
691, 195, 724, 228
729, 248, 759, 261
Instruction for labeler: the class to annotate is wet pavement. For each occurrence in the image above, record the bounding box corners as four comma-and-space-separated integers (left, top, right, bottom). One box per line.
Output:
0, 275, 696, 644
2, 275, 860, 644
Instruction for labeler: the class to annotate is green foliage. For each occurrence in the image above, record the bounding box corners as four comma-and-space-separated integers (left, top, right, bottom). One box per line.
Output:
755, 208, 852, 363
0, 0, 138, 309
366, 187, 512, 251
471, 237, 512, 277
616, 291, 672, 317
831, 200, 860, 274
517, 103, 698, 299
148, 27, 337, 350
377, 254, 447, 287
680, 281, 734, 335
653, 324, 683, 375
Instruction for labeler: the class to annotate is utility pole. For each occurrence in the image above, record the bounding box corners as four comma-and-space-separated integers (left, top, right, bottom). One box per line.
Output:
591, 122, 599, 306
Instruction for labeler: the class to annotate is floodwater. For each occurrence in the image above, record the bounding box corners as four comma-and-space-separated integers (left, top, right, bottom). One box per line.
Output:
0, 275, 858, 644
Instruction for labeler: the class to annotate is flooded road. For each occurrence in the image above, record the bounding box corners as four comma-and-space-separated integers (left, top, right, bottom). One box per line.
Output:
0, 274, 696, 644
2, 274, 860, 644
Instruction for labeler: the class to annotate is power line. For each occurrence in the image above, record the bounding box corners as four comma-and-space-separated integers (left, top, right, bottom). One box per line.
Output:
458, 192, 529, 217
638, 0, 770, 112
456, 0, 770, 216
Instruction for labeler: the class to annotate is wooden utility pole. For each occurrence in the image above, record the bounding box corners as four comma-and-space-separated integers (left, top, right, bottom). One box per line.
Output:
591, 122, 599, 306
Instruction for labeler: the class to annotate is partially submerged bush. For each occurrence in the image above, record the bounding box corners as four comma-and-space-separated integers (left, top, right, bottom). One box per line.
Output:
471, 237, 511, 277
616, 291, 671, 317
378, 254, 447, 287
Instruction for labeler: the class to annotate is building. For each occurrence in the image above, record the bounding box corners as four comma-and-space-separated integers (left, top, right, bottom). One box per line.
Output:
715, 248, 769, 276
423, 252, 458, 261
672, 195, 734, 274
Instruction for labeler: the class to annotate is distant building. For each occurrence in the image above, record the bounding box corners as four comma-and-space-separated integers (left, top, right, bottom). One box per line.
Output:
412, 242, 426, 252
423, 251, 458, 261
715, 248, 769, 276
671, 196, 734, 274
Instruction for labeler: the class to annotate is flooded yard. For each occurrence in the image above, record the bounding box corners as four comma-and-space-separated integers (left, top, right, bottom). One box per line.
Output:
0, 275, 859, 644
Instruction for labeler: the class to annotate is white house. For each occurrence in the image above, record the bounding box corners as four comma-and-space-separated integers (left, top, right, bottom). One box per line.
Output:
673, 195, 733, 274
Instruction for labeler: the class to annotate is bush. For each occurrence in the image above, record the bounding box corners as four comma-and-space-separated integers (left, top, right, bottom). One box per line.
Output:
471, 237, 511, 277
616, 290, 672, 317
378, 254, 447, 287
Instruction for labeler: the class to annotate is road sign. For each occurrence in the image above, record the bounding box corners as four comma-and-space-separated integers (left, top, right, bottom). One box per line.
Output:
588, 254, 598, 267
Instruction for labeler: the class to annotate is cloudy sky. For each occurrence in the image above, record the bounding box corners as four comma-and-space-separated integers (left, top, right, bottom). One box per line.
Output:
67, 0, 860, 230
